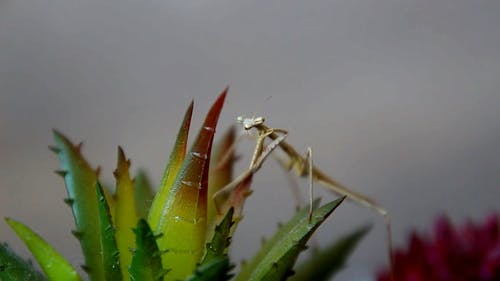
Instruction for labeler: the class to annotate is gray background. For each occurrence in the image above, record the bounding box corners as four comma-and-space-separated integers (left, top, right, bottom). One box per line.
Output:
1, 0, 499, 280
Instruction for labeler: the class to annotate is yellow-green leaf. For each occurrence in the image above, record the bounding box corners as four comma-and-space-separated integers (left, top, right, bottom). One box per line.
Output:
5, 218, 82, 281
114, 146, 139, 281
154, 89, 227, 281
101, 183, 116, 223
148, 101, 194, 231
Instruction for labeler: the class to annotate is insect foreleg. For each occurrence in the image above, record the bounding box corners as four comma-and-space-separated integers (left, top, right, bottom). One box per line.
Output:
212, 131, 287, 216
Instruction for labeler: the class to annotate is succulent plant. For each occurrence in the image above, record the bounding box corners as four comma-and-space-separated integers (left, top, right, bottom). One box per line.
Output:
1, 89, 368, 281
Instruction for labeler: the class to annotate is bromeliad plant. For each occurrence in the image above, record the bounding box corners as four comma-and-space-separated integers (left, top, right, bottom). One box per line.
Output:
0, 89, 368, 281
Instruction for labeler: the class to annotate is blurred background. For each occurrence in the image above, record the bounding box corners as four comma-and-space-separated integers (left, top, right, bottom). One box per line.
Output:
1, 0, 499, 280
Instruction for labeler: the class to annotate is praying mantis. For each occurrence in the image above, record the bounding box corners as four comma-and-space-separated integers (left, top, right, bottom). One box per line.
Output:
213, 115, 394, 279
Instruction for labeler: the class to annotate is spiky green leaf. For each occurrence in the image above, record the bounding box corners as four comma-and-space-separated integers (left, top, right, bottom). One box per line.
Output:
289, 225, 371, 281
201, 208, 234, 264
5, 218, 82, 281
234, 197, 345, 281
184, 208, 235, 281
114, 147, 139, 281
129, 220, 165, 281
51, 131, 103, 280
183, 257, 231, 281
95, 182, 122, 281
0, 243, 47, 281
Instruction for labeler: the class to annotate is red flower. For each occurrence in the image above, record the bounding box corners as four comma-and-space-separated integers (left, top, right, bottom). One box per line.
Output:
377, 214, 500, 281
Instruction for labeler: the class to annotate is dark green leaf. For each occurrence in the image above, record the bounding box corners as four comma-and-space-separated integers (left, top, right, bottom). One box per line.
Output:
129, 219, 165, 281
201, 208, 234, 264
95, 182, 122, 281
0, 243, 47, 281
234, 197, 345, 281
183, 257, 231, 281
184, 208, 234, 281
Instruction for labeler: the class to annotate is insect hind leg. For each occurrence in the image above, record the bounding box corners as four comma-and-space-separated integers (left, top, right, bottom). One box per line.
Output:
305, 147, 314, 222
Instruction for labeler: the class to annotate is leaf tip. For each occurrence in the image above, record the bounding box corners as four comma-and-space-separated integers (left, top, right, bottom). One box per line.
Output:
117, 146, 127, 164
